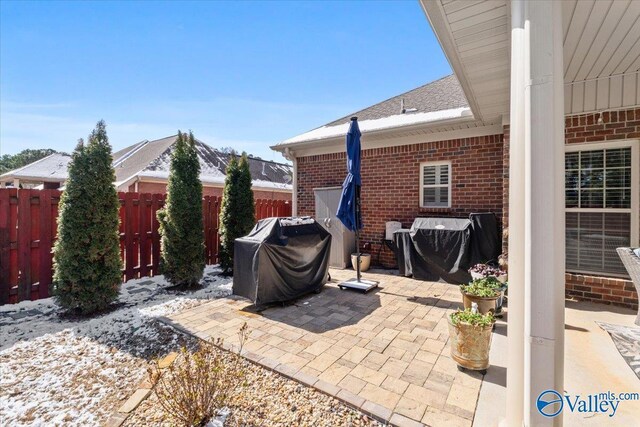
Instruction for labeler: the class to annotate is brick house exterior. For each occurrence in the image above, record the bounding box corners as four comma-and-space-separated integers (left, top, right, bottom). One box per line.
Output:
275, 77, 639, 310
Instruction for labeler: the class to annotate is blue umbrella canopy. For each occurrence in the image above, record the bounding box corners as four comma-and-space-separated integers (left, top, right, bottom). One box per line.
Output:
336, 117, 362, 232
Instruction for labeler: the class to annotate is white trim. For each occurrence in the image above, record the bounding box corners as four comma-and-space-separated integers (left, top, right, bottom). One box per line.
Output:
419, 160, 452, 209
313, 186, 342, 192
564, 139, 639, 152
278, 123, 503, 158
278, 107, 472, 146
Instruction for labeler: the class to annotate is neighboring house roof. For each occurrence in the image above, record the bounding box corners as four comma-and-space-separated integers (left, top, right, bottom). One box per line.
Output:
113, 135, 178, 183
0, 153, 71, 182
113, 135, 293, 191
273, 74, 472, 148
2, 137, 293, 192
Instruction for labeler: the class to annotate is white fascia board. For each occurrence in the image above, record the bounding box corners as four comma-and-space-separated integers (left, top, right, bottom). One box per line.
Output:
288, 123, 504, 158
274, 107, 472, 151
272, 109, 478, 156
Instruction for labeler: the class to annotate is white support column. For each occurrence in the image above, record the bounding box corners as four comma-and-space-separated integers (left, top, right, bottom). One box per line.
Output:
523, 1, 565, 425
505, 0, 525, 425
507, 1, 565, 425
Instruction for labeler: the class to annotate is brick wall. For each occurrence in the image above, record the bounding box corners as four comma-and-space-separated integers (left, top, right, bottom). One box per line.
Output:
565, 108, 640, 144
135, 181, 292, 201
296, 108, 639, 309
566, 273, 637, 311
297, 135, 505, 266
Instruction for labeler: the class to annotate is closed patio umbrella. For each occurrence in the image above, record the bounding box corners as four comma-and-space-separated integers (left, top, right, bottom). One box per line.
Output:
336, 117, 378, 292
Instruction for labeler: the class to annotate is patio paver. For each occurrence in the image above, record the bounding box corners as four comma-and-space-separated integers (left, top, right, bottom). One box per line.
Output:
162, 268, 480, 426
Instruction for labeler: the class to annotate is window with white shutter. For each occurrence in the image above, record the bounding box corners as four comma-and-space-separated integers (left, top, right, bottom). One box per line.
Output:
420, 161, 451, 208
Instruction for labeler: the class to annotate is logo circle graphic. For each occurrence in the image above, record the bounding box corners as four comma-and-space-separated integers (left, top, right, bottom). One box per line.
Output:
537, 390, 564, 418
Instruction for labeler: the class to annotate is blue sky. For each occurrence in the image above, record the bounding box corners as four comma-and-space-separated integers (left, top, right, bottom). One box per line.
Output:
0, 0, 450, 162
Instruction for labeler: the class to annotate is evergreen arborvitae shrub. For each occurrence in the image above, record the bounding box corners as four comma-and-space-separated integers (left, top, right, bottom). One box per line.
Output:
157, 131, 205, 287
53, 120, 122, 314
219, 153, 255, 273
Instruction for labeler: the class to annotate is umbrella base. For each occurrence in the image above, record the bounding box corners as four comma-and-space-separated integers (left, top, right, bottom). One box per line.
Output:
338, 278, 379, 293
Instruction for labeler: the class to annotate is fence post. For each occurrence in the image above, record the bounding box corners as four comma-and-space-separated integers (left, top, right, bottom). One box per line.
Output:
139, 193, 150, 277
38, 190, 53, 299
123, 192, 135, 281
0, 189, 12, 304
16, 189, 32, 302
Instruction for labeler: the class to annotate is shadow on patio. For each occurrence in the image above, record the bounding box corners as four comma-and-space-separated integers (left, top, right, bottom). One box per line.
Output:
244, 282, 382, 333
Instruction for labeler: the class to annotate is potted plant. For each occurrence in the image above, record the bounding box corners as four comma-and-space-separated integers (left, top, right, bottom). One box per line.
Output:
469, 263, 507, 283
448, 308, 495, 374
460, 277, 502, 314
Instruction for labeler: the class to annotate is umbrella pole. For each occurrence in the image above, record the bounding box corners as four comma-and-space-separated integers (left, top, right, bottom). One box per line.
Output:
356, 229, 361, 282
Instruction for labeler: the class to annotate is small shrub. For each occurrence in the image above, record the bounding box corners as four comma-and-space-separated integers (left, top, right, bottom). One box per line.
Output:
460, 277, 502, 297
450, 309, 494, 327
152, 323, 249, 427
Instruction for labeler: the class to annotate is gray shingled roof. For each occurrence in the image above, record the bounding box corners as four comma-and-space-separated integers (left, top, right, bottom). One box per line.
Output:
325, 74, 468, 127
116, 135, 292, 186
0, 153, 71, 181
113, 135, 177, 183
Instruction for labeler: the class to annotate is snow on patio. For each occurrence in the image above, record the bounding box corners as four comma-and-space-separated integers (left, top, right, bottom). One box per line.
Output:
0, 266, 232, 426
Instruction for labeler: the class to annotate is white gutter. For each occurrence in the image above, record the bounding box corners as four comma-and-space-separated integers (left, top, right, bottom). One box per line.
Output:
272, 107, 474, 152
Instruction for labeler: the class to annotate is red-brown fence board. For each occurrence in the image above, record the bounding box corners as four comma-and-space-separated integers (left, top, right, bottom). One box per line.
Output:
0, 189, 290, 304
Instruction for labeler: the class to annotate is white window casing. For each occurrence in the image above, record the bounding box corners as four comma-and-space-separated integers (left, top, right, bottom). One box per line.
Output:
420, 161, 452, 208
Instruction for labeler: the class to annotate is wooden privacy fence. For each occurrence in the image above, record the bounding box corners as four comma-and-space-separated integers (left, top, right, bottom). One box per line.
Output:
0, 189, 291, 304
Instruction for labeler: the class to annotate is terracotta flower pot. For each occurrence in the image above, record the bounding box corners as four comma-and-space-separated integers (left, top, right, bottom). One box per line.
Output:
460, 289, 499, 314
351, 253, 371, 272
448, 318, 494, 372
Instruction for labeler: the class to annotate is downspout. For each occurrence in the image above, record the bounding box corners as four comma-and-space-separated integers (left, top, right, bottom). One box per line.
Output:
505, 0, 525, 425
284, 147, 297, 216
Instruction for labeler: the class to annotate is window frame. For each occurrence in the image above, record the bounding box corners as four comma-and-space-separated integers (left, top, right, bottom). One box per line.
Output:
419, 160, 452, 209
564, 139, 639, 277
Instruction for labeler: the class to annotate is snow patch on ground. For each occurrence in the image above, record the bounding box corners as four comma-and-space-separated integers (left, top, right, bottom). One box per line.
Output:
0, 265, 232, 426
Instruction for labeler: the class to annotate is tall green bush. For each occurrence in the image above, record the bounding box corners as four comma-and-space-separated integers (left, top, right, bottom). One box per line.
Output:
53, 120, 122, 314
157, 131, 205, 287
219, 153, 255, 273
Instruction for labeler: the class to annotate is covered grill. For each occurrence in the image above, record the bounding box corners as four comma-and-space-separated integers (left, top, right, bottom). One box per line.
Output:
233, 217, 331, 305
394, 213, 500, 283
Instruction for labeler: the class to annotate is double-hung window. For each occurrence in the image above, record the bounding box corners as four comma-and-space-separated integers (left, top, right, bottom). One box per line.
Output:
565, 141, 639, 276
420, 161, 451, 208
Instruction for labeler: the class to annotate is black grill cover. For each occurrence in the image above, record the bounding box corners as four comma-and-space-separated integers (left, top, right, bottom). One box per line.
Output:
468, 213, 500, 265
409, 217, 473, 283
233, 217, 331, 305
393, 214, 500, 284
